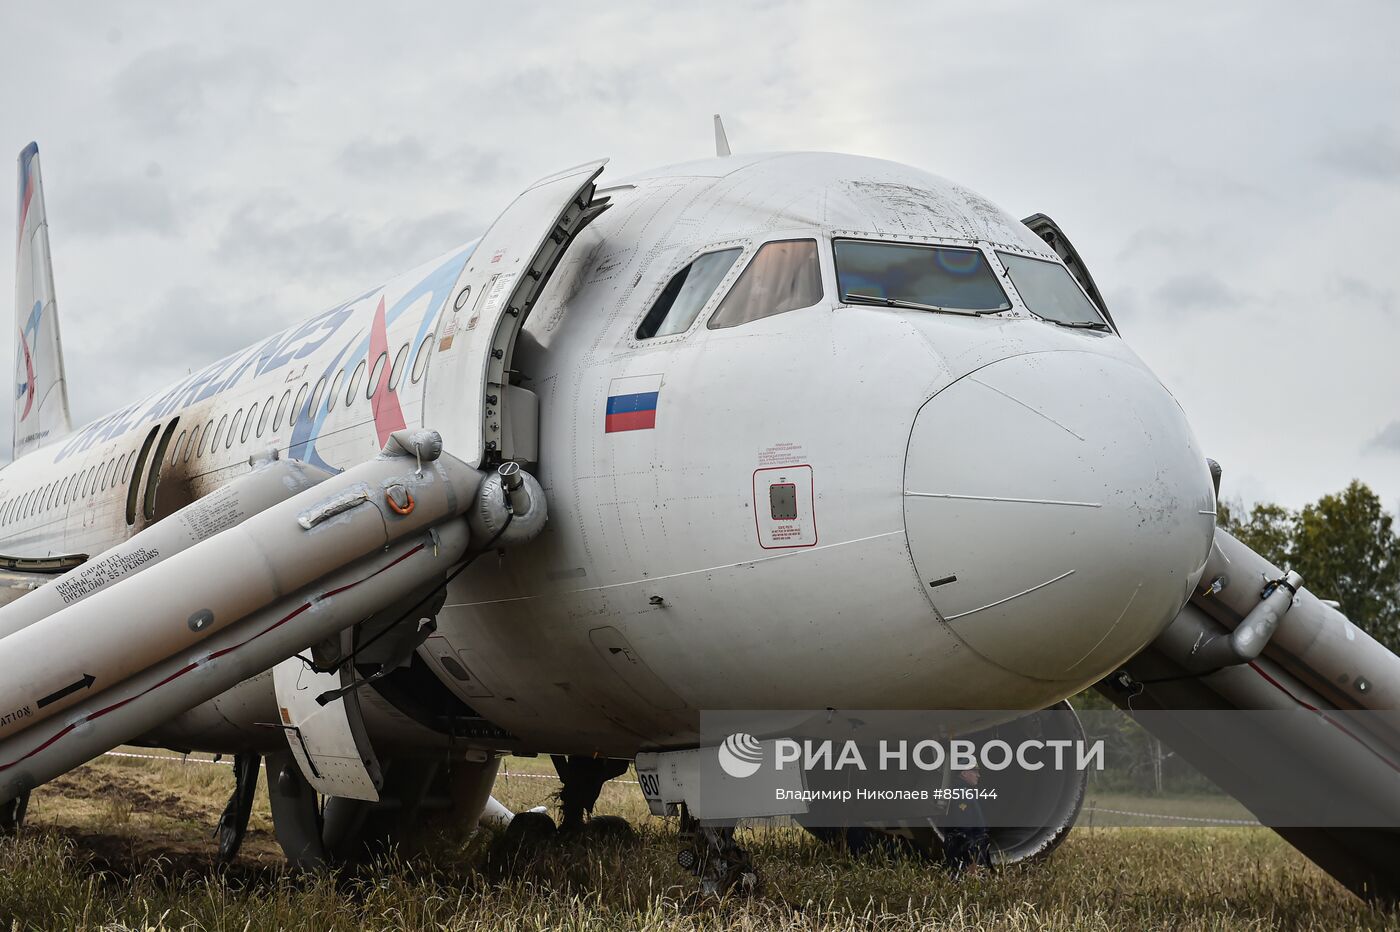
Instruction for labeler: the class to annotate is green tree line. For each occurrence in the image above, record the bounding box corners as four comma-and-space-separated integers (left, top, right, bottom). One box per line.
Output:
1220, 479, 1400, 654
1074, 480, 1399, 796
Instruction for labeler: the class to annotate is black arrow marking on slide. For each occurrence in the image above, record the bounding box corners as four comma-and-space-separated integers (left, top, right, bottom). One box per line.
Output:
36, 674, 96, 709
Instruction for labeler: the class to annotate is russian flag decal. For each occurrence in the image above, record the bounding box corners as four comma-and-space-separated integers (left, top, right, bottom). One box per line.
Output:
605, 374, 662, 433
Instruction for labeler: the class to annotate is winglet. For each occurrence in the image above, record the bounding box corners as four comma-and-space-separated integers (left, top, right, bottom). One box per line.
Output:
14, 143, 73, 458
713, 114, 731, 158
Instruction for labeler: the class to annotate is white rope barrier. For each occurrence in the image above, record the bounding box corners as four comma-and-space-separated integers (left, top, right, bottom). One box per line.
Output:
98, 752, 643, 785
103, 750, 230, 766
1085, 804, 1259, 826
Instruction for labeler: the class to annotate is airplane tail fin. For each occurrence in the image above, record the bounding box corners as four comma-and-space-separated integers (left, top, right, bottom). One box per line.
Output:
13, 143, 72, 458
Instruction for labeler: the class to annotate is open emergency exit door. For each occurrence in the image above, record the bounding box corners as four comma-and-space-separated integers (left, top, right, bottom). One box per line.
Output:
426, 159, 611, 468
272, 161, 610, 801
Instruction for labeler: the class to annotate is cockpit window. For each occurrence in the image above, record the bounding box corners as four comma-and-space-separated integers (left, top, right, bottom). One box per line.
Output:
834, 240, 1010, 314
707, 239, 823, 330
996, 252, 1107, 327
636, 248, 741, 339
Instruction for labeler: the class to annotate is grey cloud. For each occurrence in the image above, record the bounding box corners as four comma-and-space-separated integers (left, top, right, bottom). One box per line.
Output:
1117, 228, 1195, 263
1116, 224, 1239, 267
110, 44, 289, 135
137, 286, 288, 364
1320, 126, 1400, 181
1365, 421, 1400, 456
1329, 275, 1395, 315
216, 199, 480, 284
498, 63, 643, 110
60, 285, 291, 428
388, 210, 487, 262
337, 136, 435, 179
1101, 285, 1138, 319
1152, 274, 1240, 313
62, 176, 178, 237
218, 202, 362, 277
336, 136, 504, 187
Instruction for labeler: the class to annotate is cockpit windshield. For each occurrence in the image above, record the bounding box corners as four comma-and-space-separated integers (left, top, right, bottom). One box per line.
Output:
996, 252, 1108, 328
834, 240, 1011, 314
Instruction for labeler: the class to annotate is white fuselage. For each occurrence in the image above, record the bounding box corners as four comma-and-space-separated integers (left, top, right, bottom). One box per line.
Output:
0, 152, 1216, 758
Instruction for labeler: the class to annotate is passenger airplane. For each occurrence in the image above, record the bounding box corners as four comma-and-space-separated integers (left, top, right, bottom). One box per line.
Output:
0, 129, 1396, 901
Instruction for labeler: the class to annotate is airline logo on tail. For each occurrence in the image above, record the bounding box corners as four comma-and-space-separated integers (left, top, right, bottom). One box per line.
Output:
15, 301, 39, 422
15, 144, 43, 426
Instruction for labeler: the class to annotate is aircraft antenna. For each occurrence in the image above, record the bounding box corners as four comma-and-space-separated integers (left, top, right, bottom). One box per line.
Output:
713, 114, 731, 157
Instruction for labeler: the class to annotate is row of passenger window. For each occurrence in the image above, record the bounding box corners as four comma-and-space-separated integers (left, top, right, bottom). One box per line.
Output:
0, 446, 138, 527
0, 334, 435, 531
171, 333, 432, 466
634, 237, 1106, 340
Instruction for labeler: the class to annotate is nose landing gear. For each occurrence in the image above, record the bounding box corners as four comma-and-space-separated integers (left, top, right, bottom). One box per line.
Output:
677, 807, 761, 898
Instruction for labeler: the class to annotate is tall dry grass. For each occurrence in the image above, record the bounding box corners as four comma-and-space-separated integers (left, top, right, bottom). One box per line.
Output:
1, 752, 1394, 931
2, 821, 1395, 930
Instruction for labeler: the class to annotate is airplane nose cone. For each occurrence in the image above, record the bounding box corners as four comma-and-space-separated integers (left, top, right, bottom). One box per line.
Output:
904, 351, 1215, 683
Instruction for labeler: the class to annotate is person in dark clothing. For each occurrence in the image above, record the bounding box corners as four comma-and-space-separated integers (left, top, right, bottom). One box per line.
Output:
940, 766, 992, 873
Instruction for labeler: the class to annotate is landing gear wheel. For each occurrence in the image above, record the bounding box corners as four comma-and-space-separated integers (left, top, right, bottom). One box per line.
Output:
503, 810, 558, 846
581, 814, 637, 845
265, 755, 504, 868
215, 753, 261, 863
0, 789, 29, 836
488, 810, 558, 869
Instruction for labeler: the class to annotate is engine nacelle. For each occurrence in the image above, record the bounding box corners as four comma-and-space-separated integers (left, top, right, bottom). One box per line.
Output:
801, 702, 1087, 866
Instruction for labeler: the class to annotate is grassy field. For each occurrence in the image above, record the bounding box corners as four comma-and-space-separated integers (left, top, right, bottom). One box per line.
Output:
1, 750, 1395, 931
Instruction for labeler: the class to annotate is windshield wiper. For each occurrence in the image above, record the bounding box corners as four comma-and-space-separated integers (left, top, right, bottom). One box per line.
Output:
1053, 319, 1112, 332
842, 293, 1001, 317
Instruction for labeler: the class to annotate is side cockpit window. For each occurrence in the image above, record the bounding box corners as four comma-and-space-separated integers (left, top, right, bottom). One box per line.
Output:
708, 239, 823, 330
636, 248, 741, 339
996, 252, 1108, 328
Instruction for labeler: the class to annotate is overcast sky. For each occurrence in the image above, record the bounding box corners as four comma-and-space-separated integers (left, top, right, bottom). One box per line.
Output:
1, 2, 1396, 510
